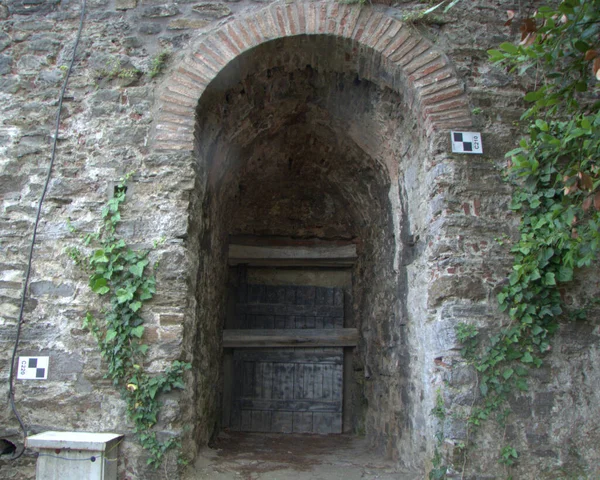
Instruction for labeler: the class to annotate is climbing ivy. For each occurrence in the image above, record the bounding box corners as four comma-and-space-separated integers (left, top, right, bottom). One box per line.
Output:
447, 0, 599, 475
68, 175, 191, 468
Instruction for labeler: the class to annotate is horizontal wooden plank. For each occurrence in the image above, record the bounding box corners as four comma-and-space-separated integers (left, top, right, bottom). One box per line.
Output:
233, 349, 343, 363
236, 304, 344, 317
224, 328, 358, 348
228, 244, 357, 266
240, 399, 342, 412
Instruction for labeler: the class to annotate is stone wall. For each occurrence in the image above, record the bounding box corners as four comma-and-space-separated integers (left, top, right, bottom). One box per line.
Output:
0, 0, 599, 479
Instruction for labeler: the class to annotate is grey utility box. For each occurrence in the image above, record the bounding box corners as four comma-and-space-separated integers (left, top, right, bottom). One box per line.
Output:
26, 431, 123, 480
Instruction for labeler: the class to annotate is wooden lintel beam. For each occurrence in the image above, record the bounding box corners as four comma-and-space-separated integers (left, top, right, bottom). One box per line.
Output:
228, 244, 357, 267
222, 328, 359, 348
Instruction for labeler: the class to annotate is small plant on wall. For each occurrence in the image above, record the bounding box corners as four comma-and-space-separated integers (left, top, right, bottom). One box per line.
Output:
67, 174, 191, 468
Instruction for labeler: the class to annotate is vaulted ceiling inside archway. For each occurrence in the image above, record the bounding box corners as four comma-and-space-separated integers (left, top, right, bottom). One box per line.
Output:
195, 35, 418, 242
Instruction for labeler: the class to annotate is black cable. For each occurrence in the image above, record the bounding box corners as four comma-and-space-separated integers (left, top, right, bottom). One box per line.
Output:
7, 0, 87, 460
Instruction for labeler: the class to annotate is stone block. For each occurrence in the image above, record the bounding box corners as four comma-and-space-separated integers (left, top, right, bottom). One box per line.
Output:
115, 0, 136, 10
29, 281, 74, 297
167, 18, 210, 30
428, 276, 487, 307
192, 2, 231, 19
0, 54, 13, 74
142, 4, 179, 18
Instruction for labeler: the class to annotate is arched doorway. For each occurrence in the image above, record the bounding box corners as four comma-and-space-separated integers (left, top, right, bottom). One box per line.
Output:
153, 1, 472, 470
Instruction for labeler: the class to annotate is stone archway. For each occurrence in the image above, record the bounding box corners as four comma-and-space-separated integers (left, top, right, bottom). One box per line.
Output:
150, 1, 473, 471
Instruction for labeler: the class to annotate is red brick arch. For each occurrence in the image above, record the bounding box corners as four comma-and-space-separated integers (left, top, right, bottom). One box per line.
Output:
153, 1, 472, 151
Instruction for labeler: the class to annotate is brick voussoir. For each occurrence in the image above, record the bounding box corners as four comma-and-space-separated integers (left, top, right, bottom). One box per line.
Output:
154, 140, 194, 152
155, 130, 193, 142
254, 10, 278, 41
213, 31, 241, 58
284, 3, 299, 36
271, 5, 288, 37
381, 26, 411, 58
324, 1, 340, 35
421, 84, 465, 106
351, 8, 375, 42
169, 69, 207, 92
363, 16, 394, 49
226, 24, 250, 53
192, 50, 221, 76
373, 20, 402, 52
180, 58, 214, 84
404, 49, 442, 75
156, 121, 193, 134
295, 1, 307, 34
305, 2, 317, 36
160, 101, 195, 117
413, 67, 454, 89
396, 40, 429, 66
158, 113, 196, 128
166, 83, 200, 100
388, 35, 420, 63
200, 37, 233, 67
340, 4, 362, 38
315, 2, 327, 34
425, 106, 472, 121
424, 97, 469, 116
161, 92, 197, 108
419, 77, 460, 98
409, 59, 447, 84
360, 12, 386, 48
244, 17, 264, 44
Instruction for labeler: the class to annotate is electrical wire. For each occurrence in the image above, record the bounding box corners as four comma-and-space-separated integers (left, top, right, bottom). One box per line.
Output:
7, 0, 87, 461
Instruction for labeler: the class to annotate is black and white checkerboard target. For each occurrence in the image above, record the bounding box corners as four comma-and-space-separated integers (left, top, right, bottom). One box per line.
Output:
17, 356, 49, 380
451, 131, 483, 154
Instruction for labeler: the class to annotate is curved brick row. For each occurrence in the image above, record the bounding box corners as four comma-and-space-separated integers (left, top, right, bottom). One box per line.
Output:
153, 0, 472, 151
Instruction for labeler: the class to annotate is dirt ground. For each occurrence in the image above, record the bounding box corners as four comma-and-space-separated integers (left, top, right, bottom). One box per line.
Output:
182, 433, 422, 480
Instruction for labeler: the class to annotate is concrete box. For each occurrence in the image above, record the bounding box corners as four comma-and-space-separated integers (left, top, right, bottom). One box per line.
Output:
26, 431, 123, 480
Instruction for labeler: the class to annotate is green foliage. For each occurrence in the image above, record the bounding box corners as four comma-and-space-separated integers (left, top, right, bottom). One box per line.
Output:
401, 0, 462, 24
68, 175, 191, 468
499, 445, 519, 467
429, 447, 448, 480
453, 0, 599, 471
431, 388, 446, 420
148, 50, 170, 79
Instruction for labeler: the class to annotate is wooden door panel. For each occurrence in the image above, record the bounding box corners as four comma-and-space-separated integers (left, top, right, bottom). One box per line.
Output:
230, 285, 344, 434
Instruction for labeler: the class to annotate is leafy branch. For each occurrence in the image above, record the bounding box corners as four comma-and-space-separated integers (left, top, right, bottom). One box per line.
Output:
68, 175, 191, 468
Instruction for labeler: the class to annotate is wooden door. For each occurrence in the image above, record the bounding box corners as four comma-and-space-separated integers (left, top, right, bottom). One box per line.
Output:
229, 285, 344, 434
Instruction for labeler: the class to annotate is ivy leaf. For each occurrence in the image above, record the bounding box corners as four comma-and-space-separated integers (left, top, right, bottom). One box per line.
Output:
543, 272, 556, 286
131, 326, 145, 338
480, 383, 488, 396
129, 262, 146, 277
557, 266, 573, 282
500, 42, 519, 54
130, 301, 142, 312
502, 368, 514, 380
117, 288, 134, 304
521, 352, 533, 363
105, 329, 117, 342
91, 277, 110, 295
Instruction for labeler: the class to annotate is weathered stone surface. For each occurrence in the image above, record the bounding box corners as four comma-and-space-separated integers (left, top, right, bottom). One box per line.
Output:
0, 54, 12, 74
167, 18, 210, 30
191, 2, 231, 18
139, 22, 162, 34
115, 0, 136, 10
0, 32, 10, 51
142, 4, 179, 17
